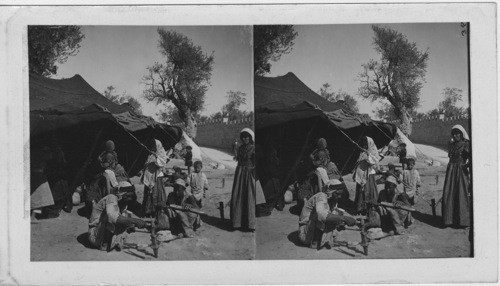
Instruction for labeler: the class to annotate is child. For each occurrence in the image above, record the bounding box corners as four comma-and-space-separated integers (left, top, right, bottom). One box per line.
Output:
187, 161, 209, 208
372, 176, 409, 235
386, 163, 402, 184
165, 179, 201, 237
401, 157, 421, 205
398, 143, 407, 170
310, 138, 330, 168
184, 146, 193, 175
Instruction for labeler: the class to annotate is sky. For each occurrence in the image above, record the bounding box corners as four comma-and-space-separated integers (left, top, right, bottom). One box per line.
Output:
268, 23, 470, 117
55, 24, 469, 120
56, 26, 253, 120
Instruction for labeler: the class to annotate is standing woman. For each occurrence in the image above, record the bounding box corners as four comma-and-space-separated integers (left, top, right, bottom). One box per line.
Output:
442, 125, 471, 227
141, 139, 169, 217
230, 128, 257, 231
353, 136, 381, 215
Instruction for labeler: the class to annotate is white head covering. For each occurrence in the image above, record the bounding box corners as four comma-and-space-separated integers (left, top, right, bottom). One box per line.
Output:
386, 175, 398, 186
366, 136, 381, 163
451, 125, 470, 141
240, 128, 254, 142
175, 178, 187, 188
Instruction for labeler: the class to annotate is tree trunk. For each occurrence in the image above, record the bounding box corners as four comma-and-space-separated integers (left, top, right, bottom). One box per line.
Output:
399, 108, 412, 136
183, 111, 197, 139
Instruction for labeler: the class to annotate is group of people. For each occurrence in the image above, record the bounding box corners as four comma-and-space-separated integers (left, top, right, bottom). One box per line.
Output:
86, 139, 209, 251
33, 123, 471, 253
297, 124, 472, 249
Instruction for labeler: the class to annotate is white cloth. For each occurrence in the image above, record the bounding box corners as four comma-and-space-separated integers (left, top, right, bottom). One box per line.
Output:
142, 168, 156, 189
104, 169, 119, 188
256, 179, 266, 205
153, 139, 169, 168
240, 127, 255, 141
452, 124, 470, 140
31, 181, 54, 209
353, 136, 380, 185
316, 167, 329, 185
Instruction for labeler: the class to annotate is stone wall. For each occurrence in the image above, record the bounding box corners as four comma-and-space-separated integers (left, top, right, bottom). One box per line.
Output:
395, 115, 471, 147
193, 116, 254, 150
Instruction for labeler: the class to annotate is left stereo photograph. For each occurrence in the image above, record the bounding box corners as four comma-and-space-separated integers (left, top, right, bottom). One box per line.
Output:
28, 25, 256, 261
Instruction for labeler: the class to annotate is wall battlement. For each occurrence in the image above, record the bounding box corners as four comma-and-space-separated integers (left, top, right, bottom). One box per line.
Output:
177, 116, 254, 150
390, 115, 471, 147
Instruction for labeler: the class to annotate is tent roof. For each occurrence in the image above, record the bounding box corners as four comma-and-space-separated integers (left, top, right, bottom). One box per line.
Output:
29, 74, 183, 182
30, 73, 131, 114
255, 72, 397, 184
255, 72, 344, 112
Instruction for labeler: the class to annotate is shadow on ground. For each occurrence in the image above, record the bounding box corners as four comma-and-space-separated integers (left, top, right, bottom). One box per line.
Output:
77, 205, 92, 219
288, 204, 301, 216
201, 215, 234, 232
77, 232, 94, 249
413, 211, 446, 229
287, 230, 305, 247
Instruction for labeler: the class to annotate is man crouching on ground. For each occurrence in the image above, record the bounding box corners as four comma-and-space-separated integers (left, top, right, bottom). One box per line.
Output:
165, 178, 201, 238
298, 179, 357, 249
88, 189, 147, 251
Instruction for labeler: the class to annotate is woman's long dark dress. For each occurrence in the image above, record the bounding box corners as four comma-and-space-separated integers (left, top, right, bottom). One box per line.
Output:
442, 140, 470, 227
230, 143, 256, 230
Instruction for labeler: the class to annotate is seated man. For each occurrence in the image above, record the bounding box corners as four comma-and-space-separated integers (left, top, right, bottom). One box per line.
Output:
88, 189, 146, 251
366, 175, 411, 235
164, 179, 201, 238
298, 179, 357, 249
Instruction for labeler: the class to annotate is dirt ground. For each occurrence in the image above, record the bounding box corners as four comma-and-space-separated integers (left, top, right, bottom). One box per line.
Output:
31, 150, 471, 261
31, 157, 255, 261
256, 155, 472, 259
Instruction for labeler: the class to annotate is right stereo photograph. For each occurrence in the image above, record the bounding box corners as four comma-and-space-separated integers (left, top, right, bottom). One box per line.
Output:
253, 23, 472, 259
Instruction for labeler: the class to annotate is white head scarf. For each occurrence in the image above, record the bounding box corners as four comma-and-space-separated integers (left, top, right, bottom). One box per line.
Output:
366, 136, 381, 164
240, 128, 254, 142
451, 125, 470, 141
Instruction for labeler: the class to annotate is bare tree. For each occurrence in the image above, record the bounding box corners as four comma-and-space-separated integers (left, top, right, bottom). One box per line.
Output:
358, 25, 429, 135
143, 29, 214, 138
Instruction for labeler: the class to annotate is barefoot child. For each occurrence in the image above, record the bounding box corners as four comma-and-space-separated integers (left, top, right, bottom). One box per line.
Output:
187, 160, 209, 208
401, 157, 421, 226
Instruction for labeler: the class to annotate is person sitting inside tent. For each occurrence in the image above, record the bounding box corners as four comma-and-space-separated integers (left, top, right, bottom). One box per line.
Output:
87, 189, 147, 251
86, 140, 134, 210
99, 140, 131, 183
298, 179, 357, 249
310, 138, 330, 168
164, 179, 201, 238
297, 164, 330, 205
365, 175, 412, 236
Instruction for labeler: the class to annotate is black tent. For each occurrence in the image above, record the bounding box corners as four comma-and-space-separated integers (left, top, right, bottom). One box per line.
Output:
255, 72, 397, 189
29, 73, 183, 188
